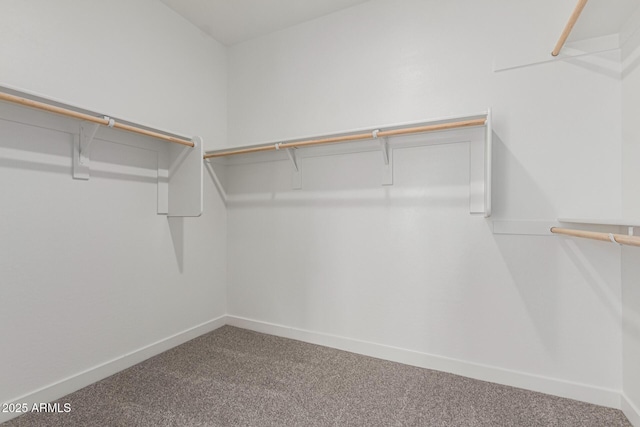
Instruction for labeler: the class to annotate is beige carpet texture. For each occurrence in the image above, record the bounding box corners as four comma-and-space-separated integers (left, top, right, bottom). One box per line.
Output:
3, 326, 632, 426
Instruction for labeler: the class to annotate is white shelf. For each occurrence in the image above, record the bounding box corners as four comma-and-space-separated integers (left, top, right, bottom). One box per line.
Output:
558, 218, 640, 227
206, 110, 493, 217
0, 85, 204, 217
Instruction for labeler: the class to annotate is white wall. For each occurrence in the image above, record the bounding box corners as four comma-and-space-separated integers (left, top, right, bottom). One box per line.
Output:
0, 0, 227, 421
0, 0, 227, 150
1, 0, 634, 420
621, 17, 640, 425
225, 0, 624, 406
622, 19, 640, 218
622, 246, 640, 425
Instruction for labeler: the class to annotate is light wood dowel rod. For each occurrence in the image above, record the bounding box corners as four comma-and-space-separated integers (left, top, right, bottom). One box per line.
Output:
278, 132, 376, 150
204, 118, 486, 159
0, 91, 194, 147
204, 144, 279, 158
551, 0, 588, 56
376, 119, 485, 138
550, 227, 640, 247
0, 92, 109, 125
113, 122, 194, 147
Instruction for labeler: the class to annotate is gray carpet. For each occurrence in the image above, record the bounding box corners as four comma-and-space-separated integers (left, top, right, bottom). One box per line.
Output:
4, 326, 631, 426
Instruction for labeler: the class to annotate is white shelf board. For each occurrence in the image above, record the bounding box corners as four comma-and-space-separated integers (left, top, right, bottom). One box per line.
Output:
204, 112, 488, 157
558, 218, 640, 227
492, 220, 558, 236
206, 110, 492, 217
0, 84, 203, 217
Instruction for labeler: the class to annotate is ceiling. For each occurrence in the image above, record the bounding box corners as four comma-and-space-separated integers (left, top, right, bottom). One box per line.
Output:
160, 0, 640, 47
159, 0, 370, 46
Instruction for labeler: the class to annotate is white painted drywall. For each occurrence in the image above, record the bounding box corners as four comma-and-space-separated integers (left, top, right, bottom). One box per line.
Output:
0, 0, 227, 419
622, 19, 640, 219
225, 0, 624, 404
622, 246, 640, 425
0, 0, 227, 151
621, 16, 640, 424
0, 0, 633, 418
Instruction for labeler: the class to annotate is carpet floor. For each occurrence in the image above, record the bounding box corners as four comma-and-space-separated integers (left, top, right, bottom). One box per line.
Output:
3, 326, 631, 426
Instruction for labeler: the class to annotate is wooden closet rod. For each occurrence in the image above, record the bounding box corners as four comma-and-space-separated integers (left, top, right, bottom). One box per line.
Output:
550, 227, 640, 247
204, 118, 486, 159
0, 91, 194, 147
552, 0, 588, 56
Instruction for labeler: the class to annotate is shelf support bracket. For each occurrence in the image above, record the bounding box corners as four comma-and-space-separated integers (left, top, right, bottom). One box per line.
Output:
379, 136, 393, 186
73, 121, 99, 180
73, 117, 114, 180
286, 148, 302, 189
79, 122, 100, 164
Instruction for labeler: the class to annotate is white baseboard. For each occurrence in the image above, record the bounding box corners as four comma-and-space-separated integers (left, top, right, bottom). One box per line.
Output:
226, 315, 622, 410
623, 393, 640, 427
0, 316, 226, 424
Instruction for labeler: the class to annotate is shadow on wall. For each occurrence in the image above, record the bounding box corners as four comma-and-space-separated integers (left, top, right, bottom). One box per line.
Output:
0, 116, 160, 184
623, 26, 640, 80
168, 216, 184, 273
490, 132, 562, 355
562, 238, 623, 323
623, 52, 640, 80
622, 247, 640, 344
562, 30, 640, 81
219, 141, 472, 210
0, 116, 73, 174
223, 186, 469, 209
489, 132, 555, 220
205, 161, 227, 203
565, 51, 624, 81
491, 132, 623, 360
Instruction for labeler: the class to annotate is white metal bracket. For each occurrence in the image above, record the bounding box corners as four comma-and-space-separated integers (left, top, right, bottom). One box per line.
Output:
286, 148, 302, 189
629, 226, 636, 236
73, 117, 114, 180
379, 136, 393, 186
73, 121, 99, 180
79, 122, 99, 164
373, 130, 393, 186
